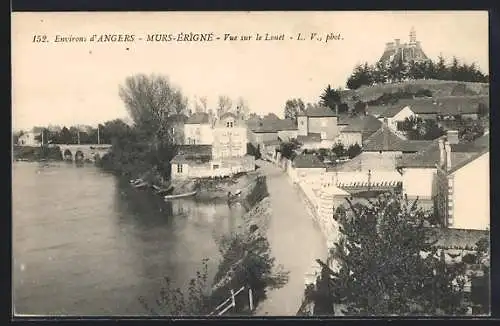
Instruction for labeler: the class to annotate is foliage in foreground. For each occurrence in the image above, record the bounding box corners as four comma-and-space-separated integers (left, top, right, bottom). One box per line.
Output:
139, 221, 289, 315
313, 193, 469, 316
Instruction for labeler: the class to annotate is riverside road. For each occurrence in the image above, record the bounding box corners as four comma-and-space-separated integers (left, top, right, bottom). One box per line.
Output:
254, 160, 328, 316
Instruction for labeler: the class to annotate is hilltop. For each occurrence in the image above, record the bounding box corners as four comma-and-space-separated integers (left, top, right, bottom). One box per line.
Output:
340, 79, 489, 105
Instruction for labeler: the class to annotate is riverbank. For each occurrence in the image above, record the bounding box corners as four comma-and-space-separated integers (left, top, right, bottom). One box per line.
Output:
13, 145, 63, 162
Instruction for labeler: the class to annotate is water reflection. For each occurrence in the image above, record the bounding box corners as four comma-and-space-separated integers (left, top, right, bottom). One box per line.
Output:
13, 162, 247, 316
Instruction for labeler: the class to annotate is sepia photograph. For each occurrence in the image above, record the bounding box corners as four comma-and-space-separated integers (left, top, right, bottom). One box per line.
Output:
11, 11, 490, 317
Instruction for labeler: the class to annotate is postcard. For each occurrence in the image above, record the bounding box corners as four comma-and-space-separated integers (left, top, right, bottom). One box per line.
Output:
11, 11, 490, 317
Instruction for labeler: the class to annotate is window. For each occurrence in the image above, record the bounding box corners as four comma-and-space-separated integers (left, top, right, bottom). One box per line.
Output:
213, 164, 220, 169
226, 121, 234, 128
177, 164, 183, 173
301, 120, 304, 125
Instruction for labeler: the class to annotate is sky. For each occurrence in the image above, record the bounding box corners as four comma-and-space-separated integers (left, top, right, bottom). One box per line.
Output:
12, 11, 489, 131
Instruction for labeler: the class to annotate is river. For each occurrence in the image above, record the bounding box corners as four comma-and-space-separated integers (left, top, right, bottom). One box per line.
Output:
12, 162, 246, 316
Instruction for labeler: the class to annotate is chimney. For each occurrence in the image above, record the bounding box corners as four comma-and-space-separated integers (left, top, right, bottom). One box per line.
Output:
438, 138, 445, 168
382, 118, 389, 151
444, 141, 452, 171
447, 130, 459, 145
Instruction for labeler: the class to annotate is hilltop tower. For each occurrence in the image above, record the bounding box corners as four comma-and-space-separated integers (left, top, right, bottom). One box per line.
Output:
378, 27, 429, 66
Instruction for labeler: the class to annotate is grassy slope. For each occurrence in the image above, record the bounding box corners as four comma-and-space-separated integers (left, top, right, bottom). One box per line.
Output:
340, 79, 489, 103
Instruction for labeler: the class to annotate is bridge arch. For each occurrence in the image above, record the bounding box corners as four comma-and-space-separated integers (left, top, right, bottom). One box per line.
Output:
63, 149, 73, 161
75, 150, 85, 162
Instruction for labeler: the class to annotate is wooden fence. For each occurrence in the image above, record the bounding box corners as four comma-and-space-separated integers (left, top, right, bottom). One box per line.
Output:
209, 286, 254, 316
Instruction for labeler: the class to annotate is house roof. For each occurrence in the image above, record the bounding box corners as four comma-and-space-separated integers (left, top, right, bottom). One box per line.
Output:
176, 144, 213, 156
366, 105, 392, 117
337, 114, 358, 125
220, 112, 238, 120
169, 114, 189, 123
341, 115, 382, 133
298, 105, 337, 117
362, 126, 431, 152
292, 154, 325, 168
397, 134, 490, 169
251, 118, 297, 133
297, 133, 322, 143
396, 96, 489, 116
437, 95, 489, 115
379, 105, 409, 118
448, 149, 489, 175
186, 112, 210, 124
427, 227, 489, 251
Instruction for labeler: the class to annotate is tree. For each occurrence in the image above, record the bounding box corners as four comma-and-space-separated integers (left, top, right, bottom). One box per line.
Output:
347, 63, 373, 90
138, 259, 212, 315
193, 96, 206, 113
279, 141, 299, 160
458, 119, 485, 142
436, 55, 447, 80
211, 225, 289, 312
399, 116, 444, 141
353, 101, 367, 116
118, 74, 188, 148
320, 193, 468, 316
320, 85, 342, 112
217, 95, 233, 118
346, 144, 362, 159
331, 143, 346, 158
284, 98, 305, 124
235, 97, 250, 119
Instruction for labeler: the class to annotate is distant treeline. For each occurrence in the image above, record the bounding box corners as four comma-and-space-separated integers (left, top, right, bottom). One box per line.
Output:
14, 122, 125, 145
346, 55, 489, 90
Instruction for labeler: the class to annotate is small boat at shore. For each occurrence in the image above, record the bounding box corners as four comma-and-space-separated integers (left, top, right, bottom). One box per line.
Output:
164, 191, 197, 200
152, 184, 174, 195
130, 178, 144, 185
133, 181, 149, 189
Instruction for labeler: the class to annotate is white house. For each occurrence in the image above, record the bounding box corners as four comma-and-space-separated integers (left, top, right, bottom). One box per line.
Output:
212, 112, 247, 159
397, 131, 489, 214
184, 112, 213, 145
378, 105, 416, 132
337, 114, 382, 147
436, 137, 489, 230
17, 131, 41, 146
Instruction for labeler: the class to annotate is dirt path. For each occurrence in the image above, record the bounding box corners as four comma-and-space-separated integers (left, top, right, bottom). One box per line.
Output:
254, 160, 327, 316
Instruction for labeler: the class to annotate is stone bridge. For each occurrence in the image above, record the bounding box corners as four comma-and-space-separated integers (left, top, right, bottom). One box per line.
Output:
57, 144, 112, 161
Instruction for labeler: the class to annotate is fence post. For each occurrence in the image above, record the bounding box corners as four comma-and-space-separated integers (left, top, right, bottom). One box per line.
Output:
249, 288, 253, 311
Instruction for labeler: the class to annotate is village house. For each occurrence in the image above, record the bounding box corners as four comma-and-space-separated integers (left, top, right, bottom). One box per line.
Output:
289, 153, 327, 185
212, 112, 247, 159
169, 113, 188, 145
184, 112, 213, 145
378, 105, 417, 132
435, 137, 489, 231
335, 121, 432, 172
17, 129, 41, 146
396, 132, 489, 216
171, 112, 255, 180
337, 114, 382, 147
297, 105, 339, 149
